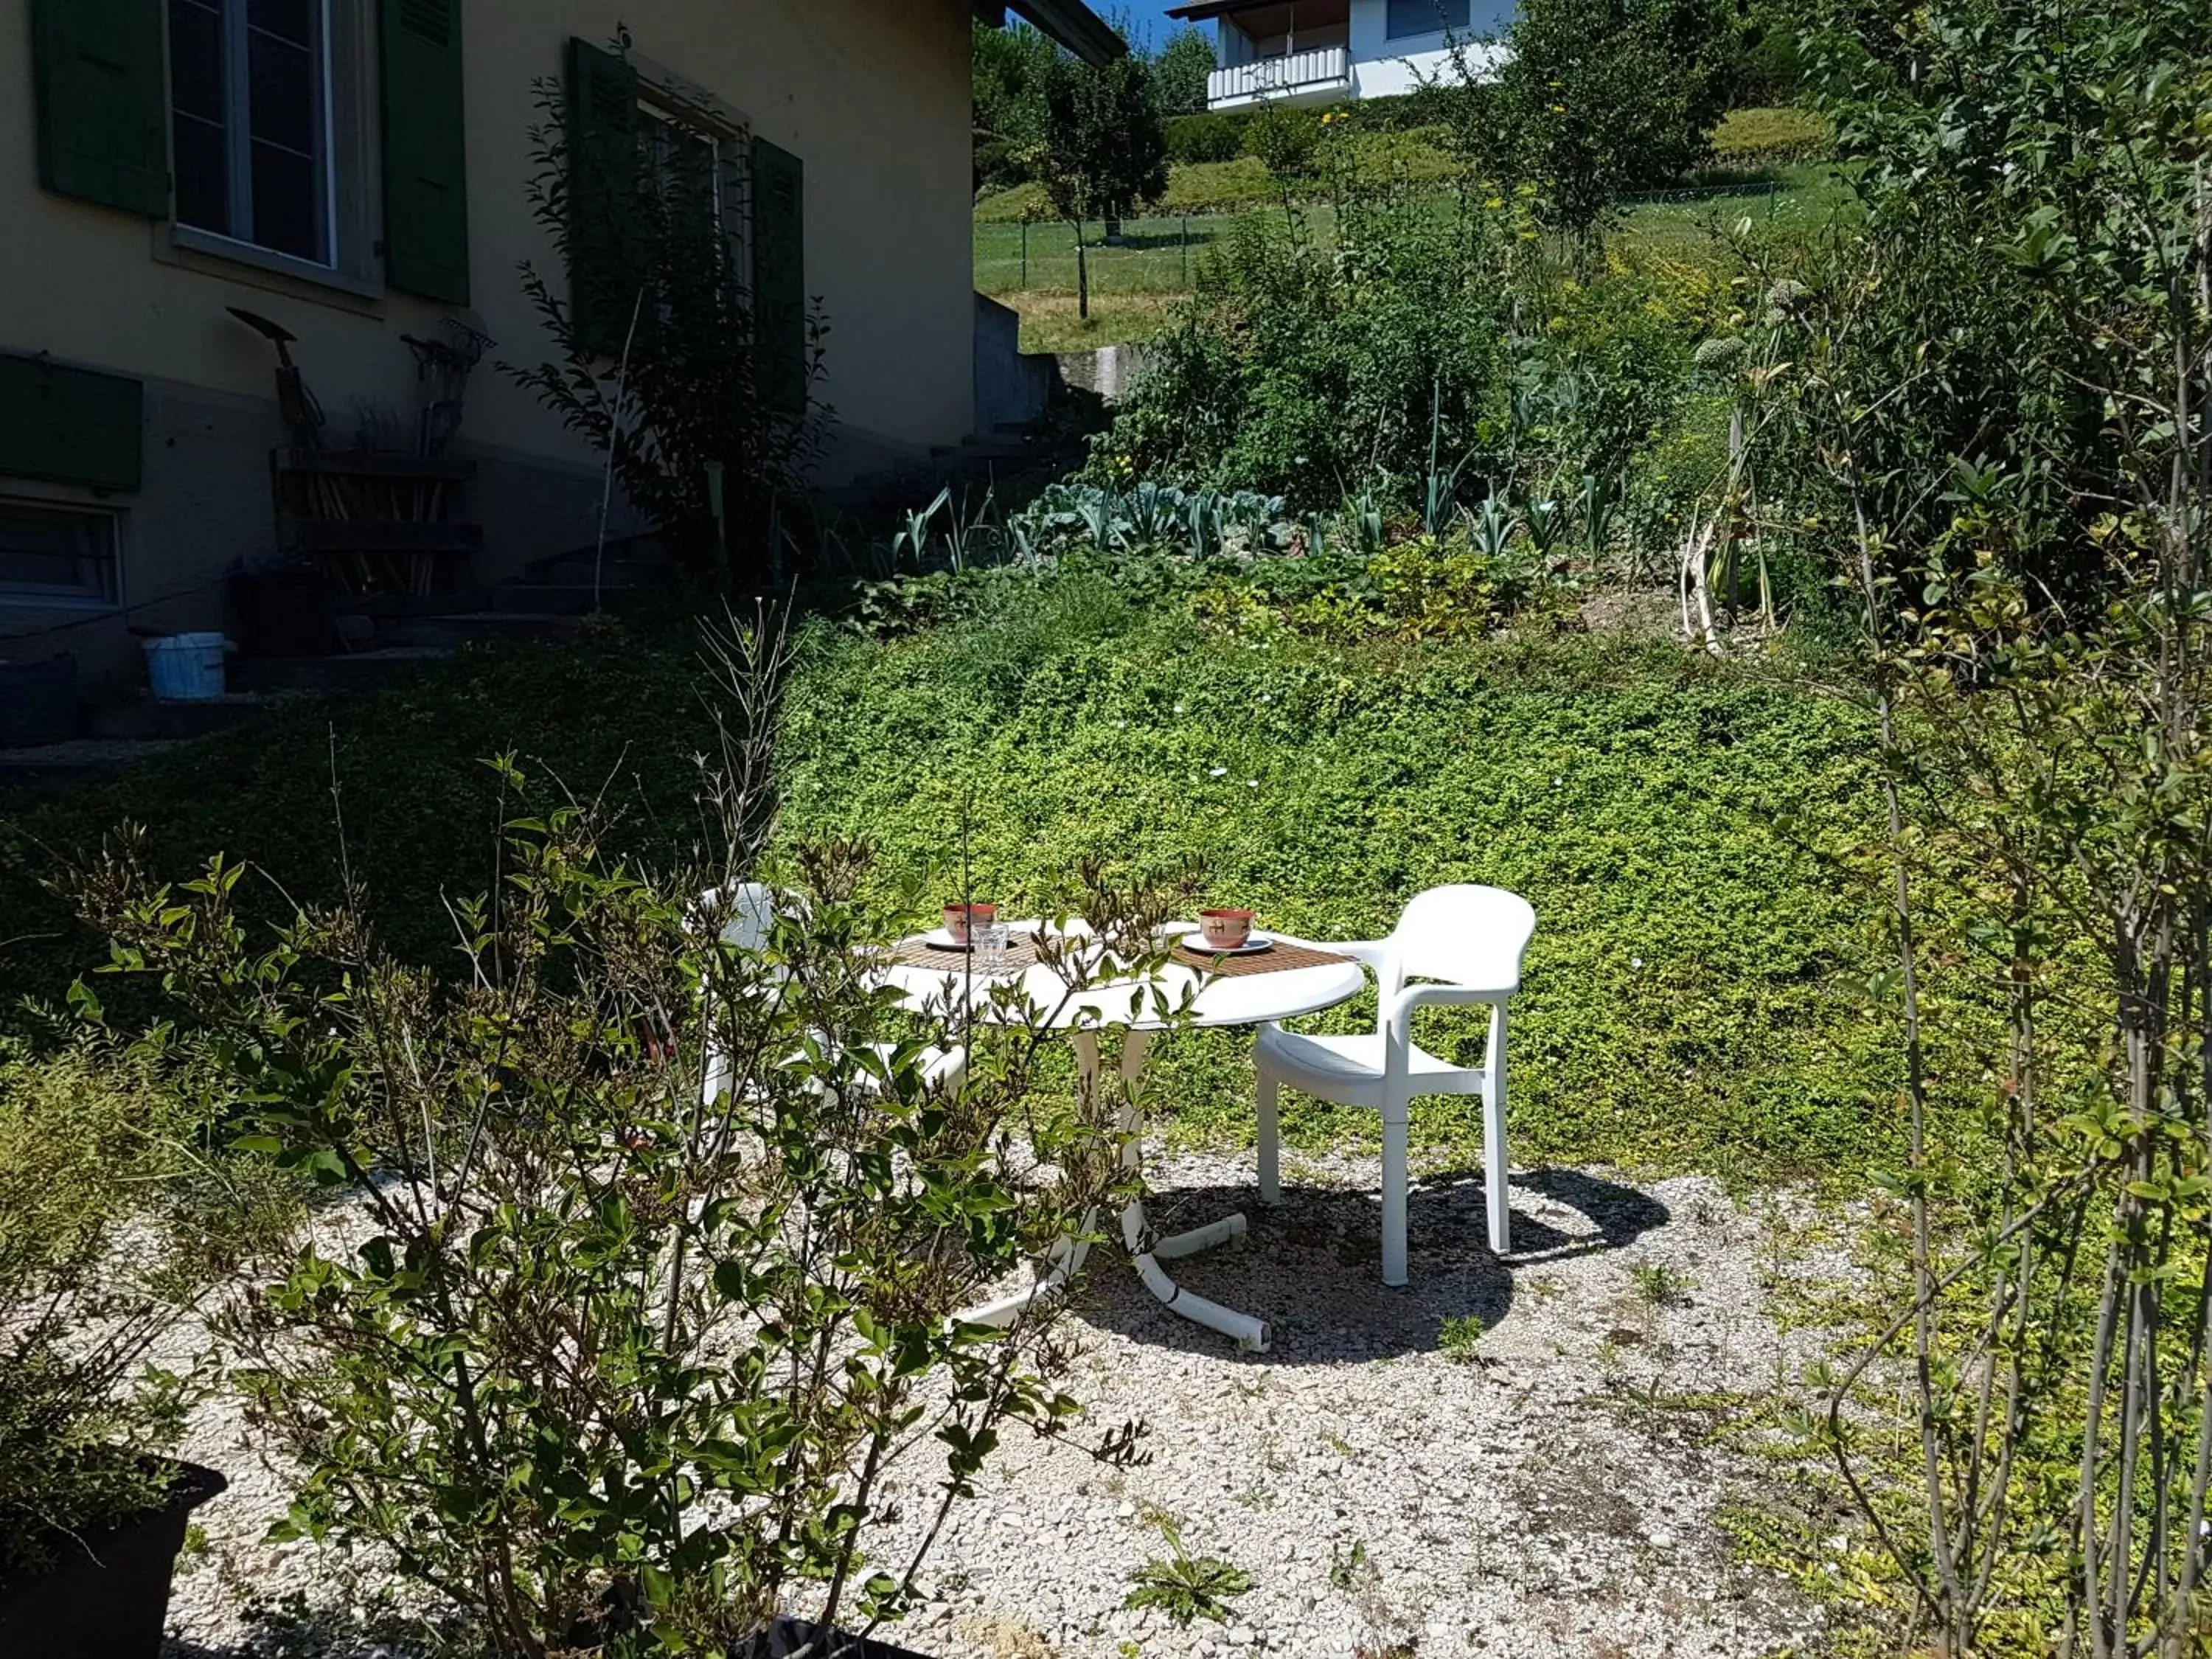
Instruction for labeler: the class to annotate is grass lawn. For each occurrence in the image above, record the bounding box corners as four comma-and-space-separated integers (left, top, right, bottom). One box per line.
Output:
0, 577, 1891, 1189
973, 109, 1829, 224
978, 162, 1851, 349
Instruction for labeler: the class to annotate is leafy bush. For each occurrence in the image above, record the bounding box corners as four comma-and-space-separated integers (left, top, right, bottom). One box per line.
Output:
67, 621, 1172, 1655
504, 67, 830, 591
1165, 111, 1246, 167
0, 1033, 281, 1580
1243, 102, 1321, 183
1095, 209, 1514, 507
1738, 1, 2212, 1649
1708, 105, 1829, 166
1419, 0, 1736, 235
1092, 192, 1719, 523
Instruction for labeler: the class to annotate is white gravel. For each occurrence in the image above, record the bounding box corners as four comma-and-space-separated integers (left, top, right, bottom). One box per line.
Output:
162, 1148, 1849, 1658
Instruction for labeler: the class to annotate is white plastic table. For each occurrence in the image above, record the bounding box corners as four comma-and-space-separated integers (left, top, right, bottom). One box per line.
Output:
882, 924, 1366, 1352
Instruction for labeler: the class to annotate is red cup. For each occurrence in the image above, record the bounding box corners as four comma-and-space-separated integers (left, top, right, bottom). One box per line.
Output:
944, 902, 996, 945
1198, 908, 1254, 950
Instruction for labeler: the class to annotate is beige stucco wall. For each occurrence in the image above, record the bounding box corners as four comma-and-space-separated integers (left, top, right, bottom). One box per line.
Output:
0, 0, 976, 682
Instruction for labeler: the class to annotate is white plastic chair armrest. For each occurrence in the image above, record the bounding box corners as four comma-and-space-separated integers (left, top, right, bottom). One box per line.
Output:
1382, 984, 1516, 1082
1388, 984, 1515, 1023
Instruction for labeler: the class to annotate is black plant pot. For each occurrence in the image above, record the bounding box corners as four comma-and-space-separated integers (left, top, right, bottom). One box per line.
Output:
229, 566, 338, 658
0, 653, 79, 745
0, 1462, 226, 1659
761, 1617, 930, 1658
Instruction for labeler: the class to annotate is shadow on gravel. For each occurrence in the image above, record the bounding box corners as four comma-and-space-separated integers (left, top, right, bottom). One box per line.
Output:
1071, 1164, 1670, 1364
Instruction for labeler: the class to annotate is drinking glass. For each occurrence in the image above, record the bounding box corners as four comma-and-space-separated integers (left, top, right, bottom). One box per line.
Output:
975, 922, 1012, 974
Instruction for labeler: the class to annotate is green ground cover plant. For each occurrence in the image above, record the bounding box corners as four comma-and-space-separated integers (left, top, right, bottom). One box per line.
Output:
2, 585, 1888, 1192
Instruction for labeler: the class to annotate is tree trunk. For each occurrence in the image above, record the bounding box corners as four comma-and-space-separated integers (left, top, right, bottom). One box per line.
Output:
1074, 223, 1091, 320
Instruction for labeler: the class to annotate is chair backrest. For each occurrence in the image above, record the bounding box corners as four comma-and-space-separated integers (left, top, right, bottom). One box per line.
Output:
1380, 885, 1535, 1004
700, 883, 779, 955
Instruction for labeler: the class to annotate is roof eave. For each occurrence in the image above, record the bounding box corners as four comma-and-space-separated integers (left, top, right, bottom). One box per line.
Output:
976, 0, 1127, 66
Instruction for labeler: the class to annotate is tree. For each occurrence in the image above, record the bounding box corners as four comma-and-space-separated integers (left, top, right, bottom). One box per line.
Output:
1425, 0, 1733, 239
1039, 52, 1169, 317
1738, 1, 2212, 1649
973, 19, 1057, 192
1151, 25, 1218, 116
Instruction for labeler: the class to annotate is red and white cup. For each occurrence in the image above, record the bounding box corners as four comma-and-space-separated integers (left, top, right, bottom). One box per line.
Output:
944, 902, 996, 945
1197, 908, 1254, 950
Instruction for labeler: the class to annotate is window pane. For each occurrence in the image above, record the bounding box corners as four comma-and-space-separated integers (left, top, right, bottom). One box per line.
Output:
170, 0, 231, 234
251, 142, 320, 259
1385, 0, 1473, 37
248, 32, 316, 155
168, 0, 226, 120
172, 116, 231, 232
248, 0, 312, 46
0, 504, 119, 602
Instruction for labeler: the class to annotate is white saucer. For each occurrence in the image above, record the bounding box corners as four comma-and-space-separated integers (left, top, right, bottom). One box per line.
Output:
918, 928, 977, 950
1178, 929, 1273, 956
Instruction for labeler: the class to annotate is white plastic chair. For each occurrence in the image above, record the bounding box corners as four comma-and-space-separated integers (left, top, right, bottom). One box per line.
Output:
701, 883, 965, 1102
1253, 885, 1535, 1287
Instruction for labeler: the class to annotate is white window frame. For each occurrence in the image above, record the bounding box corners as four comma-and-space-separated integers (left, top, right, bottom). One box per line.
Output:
156, 0, 384, 305
630, 54, 754, 285
169, 0, 335, 262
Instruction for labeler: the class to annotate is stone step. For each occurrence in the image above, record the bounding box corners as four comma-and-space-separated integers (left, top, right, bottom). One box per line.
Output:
378, 612, 586, 650
531, 557, 672, 591
340, 590, 490, 619
524, 532, 672, 582
489, 583, 658, 616
84, 694, 271, 742
231, 647, 453, 694
0, 739, 191, 799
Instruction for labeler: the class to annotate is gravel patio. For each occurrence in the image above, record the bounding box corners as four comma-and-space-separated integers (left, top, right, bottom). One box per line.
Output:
162, 1147, 1846, 1659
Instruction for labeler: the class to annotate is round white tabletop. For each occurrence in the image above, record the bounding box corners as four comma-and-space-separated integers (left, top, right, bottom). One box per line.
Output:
880, 922, 1368, 1354
880, 922, 1366, 1032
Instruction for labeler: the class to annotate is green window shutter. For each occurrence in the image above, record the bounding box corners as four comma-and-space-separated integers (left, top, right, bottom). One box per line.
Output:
567, 37, 641, 356
29, 0, 169, 218
750, 138, 807, 415
380, 0, 472, 305
0, 356, 145, 493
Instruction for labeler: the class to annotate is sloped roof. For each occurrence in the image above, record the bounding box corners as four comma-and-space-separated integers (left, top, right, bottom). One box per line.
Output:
974, 0, 1127, 66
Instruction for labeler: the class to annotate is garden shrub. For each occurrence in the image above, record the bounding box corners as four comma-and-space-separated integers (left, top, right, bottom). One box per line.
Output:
505, 69, 831, 594
1708, 105, 1830, 166
1242, 102, 1321, 181
1166, 111, 1246, 167
0, 1032, 285, 1580
1095, 209, 1517, 507
1093, 195, 1714, 529
66, 619, 1171, 1656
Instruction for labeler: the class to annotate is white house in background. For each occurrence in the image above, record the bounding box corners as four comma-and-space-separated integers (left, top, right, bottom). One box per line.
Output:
1165, 0, 1514, 111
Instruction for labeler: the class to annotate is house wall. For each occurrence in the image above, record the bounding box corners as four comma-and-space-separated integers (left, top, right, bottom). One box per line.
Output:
0, 0, 975, 686
1348, 0, 1513, 98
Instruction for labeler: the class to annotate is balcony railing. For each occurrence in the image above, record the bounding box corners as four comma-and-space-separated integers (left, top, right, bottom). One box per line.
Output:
1207, 45, 1352, 108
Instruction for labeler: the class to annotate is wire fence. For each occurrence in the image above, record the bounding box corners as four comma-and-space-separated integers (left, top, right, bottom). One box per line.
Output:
974, 212, 1238, 298
975, 179, 1795, 298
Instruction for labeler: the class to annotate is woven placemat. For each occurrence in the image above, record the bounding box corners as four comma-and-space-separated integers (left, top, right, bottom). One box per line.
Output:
894, 936, 1045, 974
892, 934, 1353, 978
1169, 936, 1357, 977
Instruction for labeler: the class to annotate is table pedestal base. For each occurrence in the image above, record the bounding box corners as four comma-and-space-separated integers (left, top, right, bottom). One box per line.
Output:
954, 1027, 1272, 1352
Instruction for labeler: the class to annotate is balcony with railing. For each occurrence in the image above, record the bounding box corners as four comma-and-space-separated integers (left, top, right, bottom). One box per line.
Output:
1206, 44, 1353, 109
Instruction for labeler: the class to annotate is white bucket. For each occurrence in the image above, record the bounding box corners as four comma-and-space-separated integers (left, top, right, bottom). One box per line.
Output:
142, 633, 229, 702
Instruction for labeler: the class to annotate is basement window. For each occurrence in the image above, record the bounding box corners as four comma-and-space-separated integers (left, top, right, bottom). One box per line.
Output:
0, 501, 122, 607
